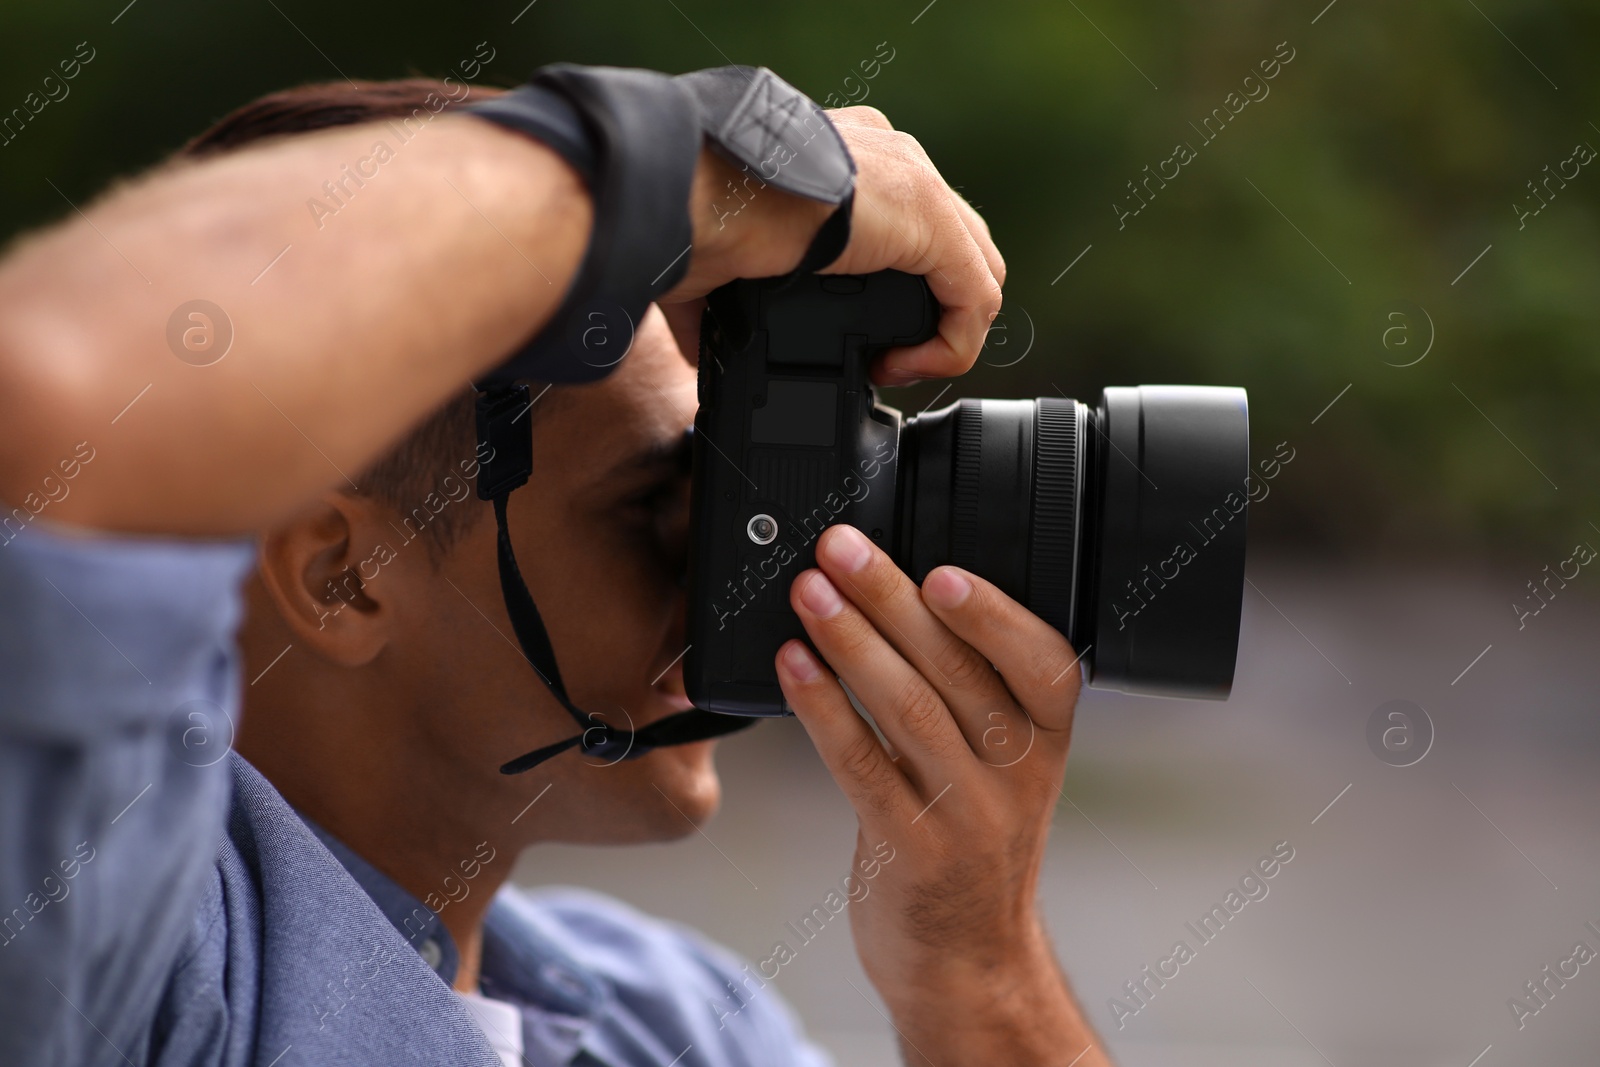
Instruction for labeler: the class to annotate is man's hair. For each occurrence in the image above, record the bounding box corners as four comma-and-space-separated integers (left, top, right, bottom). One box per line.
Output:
178, 78, 528, 560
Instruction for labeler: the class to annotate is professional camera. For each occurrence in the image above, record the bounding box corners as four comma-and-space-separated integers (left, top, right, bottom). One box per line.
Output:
684, 270, 1249, 716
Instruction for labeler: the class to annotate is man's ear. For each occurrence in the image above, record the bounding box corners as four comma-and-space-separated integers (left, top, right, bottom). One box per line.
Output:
256, 490, 392, 668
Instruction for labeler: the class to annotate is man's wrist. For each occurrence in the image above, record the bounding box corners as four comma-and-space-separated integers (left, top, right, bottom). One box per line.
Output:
882, 922, 1110, 1067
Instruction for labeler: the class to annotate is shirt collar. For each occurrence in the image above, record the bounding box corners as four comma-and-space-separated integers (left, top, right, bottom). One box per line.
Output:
295, 813, 607, 1034
298, 816, 463, 987
481, 892, 609, 1064
480, 897, 605, 1018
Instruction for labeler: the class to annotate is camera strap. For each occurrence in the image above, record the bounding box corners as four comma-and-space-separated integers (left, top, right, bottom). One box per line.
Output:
465, 63, 856, 388
461, 64, 856, 772
476, 385, 755, 775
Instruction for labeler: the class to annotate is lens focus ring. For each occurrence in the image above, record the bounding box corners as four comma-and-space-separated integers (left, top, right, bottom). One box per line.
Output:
1029, 398, 1080, 637
950, 400, 984, 571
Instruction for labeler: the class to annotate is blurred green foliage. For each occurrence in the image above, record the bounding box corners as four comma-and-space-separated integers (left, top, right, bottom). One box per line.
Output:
2, 0, 1596, 559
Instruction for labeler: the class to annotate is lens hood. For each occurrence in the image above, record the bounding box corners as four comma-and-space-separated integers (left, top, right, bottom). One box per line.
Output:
1083, 386, 1249, 698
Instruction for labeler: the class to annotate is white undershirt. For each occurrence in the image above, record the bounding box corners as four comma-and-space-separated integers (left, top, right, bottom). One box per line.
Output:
456, 989, 526, 1067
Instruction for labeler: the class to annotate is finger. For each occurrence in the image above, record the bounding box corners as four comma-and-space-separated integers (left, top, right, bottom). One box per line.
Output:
776, 638, 914, 821
813, 524, 1010, 751
945, 188, 1006, 293
878, 177, 1005, 383
855, 183, 1002, 385
826, 127, 1003, 383
791, 566, 972, 778
921, 566, 1082, 734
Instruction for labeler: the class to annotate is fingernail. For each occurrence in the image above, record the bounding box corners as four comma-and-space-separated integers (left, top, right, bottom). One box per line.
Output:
923, 567, 971, 610
781, 641, 822, 682
800, 571, 844, 618
823, 525, 872, 573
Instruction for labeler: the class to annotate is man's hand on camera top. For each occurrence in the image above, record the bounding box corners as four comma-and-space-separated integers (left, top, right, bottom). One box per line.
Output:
0, 86, 1001, 534
774, 525, 1110, 1067
664, 105, 1006, 388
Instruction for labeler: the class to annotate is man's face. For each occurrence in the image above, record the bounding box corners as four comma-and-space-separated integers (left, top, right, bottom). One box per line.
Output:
376, 306, 718, 844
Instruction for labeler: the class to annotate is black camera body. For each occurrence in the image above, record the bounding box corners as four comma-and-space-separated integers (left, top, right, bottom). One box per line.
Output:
685, 271, 934, 716
685, 270, 1250, 718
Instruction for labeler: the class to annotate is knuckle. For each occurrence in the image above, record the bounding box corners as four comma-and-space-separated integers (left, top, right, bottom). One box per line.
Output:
860, 559, 918, 614
837, 735, 899, 812
912, 167, 946, 216
876, 130, 931, 181
837, 732, 882, 780
1048, 653, 1085, 705
892, 676, 960, 753
888, 127, 927, 158
967, 262, 1005, 309
1026, 636, 1072, 689
938, 639, 994, 692
825, 604, 876, 655
892, 673, 939, 729
977, 705, 1033, 764
837, 104, 894, 131
822, 609, 878, 662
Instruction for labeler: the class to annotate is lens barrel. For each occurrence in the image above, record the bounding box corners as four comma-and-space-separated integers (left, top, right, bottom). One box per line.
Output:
896, 386, 1248, 699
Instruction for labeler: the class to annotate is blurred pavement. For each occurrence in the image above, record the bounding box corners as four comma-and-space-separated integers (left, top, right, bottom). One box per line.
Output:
515, 555, 1600, 1066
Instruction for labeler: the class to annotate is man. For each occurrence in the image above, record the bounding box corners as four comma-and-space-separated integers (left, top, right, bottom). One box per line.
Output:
0, 68, 1108, 1066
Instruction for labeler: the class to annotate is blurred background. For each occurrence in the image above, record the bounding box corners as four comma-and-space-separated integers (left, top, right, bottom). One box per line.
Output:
6, 0, 1598, 1063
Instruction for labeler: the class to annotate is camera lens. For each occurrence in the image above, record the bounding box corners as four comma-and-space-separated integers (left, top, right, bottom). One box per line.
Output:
895, 386, 1249, 698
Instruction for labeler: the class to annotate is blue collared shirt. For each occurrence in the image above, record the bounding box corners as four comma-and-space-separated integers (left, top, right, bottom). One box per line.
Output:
0, 520, 831, 1067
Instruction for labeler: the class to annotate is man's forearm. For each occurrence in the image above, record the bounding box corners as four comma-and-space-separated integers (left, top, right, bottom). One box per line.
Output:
0, 88, 1010, 539
0, 116, 590, 535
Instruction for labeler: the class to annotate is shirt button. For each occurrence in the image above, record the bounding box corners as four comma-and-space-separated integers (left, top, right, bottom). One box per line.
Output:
543, 964, 585, 998
418, 938, 443, 970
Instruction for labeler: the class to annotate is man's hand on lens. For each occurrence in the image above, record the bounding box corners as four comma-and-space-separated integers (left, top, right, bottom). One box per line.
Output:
774, 525, 1111, 1067
662, 105, 1005, 388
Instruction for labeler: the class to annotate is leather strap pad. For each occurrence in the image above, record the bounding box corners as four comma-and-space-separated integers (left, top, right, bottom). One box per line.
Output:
465, 64, 855, 388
